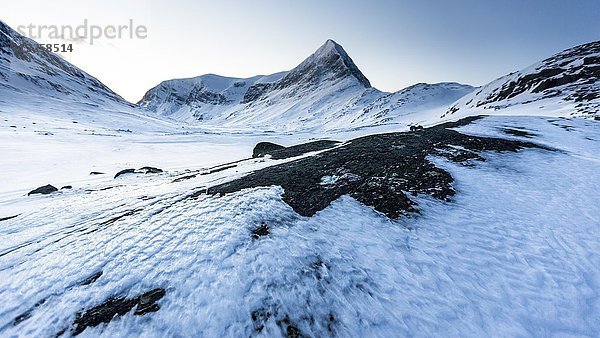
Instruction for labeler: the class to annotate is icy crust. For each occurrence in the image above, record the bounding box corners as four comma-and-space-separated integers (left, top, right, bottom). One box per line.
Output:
1, 116, 598, 336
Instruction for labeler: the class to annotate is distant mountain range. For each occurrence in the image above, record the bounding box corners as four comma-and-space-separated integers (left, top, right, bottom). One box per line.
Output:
137, 39, 474, 131
1, 19, 598, 132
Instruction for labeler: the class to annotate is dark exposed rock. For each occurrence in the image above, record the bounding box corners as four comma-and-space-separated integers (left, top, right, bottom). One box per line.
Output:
252, 223, 270, 239
61, 185, 73, 190
28, 184, 58, 196
410, 125, 424, 132
89, 171, 104, 175
186, 85, 227, 105
275, 40, 371, 91
241, 40, 371, 104
205, 116, 548, 219
98, 208, 144, 226
253, 140, 340, 159
114, 168, 136, 178
489, 42, 600, 103
0, 214, 19, 222
12, 299, 46, 325
253, 142, 286, 158
204, 164, 236, 174
251, 308, 271, 332
138, 166, 163, 174
251, 306, 305, 337
80, 271, 103, 286
12, 270, 105, 327
72, 288, 166, 335
172, 174, 197, 183
286, 324, 301, 338
503, 128, 537, 138
114, 167, 163, 178
242, 83, 273, 104
277, 316, 303, 338
445, 41, 600, 117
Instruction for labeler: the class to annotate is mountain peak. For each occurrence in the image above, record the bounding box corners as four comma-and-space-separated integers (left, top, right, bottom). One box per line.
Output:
280, 39, 371, 89
315, 39, 344, 55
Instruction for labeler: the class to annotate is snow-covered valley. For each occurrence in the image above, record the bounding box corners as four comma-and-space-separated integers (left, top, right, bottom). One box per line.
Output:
1, 16, 600, 338
1, 115, 599, 337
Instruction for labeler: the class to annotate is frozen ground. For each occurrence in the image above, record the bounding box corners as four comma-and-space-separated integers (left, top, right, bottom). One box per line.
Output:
0, 101, 343, 216
0, 115, 598, 337
0, 96, 429, 217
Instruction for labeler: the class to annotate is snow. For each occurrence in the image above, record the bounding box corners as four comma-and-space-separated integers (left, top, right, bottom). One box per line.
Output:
1, 115, 599, 336
137, 39, 475, 132
445, 41, 600, 120
2, 18, 600, 337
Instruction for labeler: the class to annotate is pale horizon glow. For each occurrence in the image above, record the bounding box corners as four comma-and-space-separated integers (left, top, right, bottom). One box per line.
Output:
3, 0, 600, 102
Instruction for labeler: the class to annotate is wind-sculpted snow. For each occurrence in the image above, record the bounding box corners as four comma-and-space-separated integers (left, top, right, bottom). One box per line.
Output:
1, 116, 599, 336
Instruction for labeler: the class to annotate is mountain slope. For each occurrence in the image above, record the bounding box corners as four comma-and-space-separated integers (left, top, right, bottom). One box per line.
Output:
0, 20, 129, 108
139, 40, 474, 131
0, 19, 183, 134
444, 41, 600, 119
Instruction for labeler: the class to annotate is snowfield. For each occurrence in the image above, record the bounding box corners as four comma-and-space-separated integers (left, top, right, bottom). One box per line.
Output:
2, 17, 600, 337
1, 115, 599, 337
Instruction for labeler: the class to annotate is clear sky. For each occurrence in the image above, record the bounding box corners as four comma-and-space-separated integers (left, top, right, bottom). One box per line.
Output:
3, 0, 599, 102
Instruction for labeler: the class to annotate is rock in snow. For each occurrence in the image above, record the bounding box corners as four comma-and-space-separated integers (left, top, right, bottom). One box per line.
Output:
71, 288, 166, 335
27, 184, 58, 196
114, 167, 163, 179
207, 117, 548, 219
0, 18, 599, 338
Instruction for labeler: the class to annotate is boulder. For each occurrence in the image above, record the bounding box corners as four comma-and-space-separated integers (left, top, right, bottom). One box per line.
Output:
252, 142, 286, 158
114, 167, 164, 179
28, 184, 58, 196
138, 166, 163, 174
114, 168, 136, 178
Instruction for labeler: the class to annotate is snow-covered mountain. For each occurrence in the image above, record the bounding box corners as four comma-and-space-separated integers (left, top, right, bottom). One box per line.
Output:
139, 40, 474, 131
444, 40, 600, 119
0, 20, 129, 109
0, 20, 185, 134
2, 16, 600, 338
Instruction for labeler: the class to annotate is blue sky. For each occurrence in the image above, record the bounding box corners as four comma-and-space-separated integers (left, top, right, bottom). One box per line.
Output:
3, 0, 599, 102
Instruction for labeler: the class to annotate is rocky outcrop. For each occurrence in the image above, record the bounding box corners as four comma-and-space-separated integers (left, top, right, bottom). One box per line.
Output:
71, 288, 166, 335
252, 140, 340, 159
205, 116, 549, 219
114, 167, 163, 179
27, 184, 58, 196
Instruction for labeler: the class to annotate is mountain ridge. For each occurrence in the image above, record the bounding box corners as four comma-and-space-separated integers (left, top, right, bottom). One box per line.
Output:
0, 19, 130, 108
138, 39, 474, 130
1, 17, 597, 133
444, 40, 600, 119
